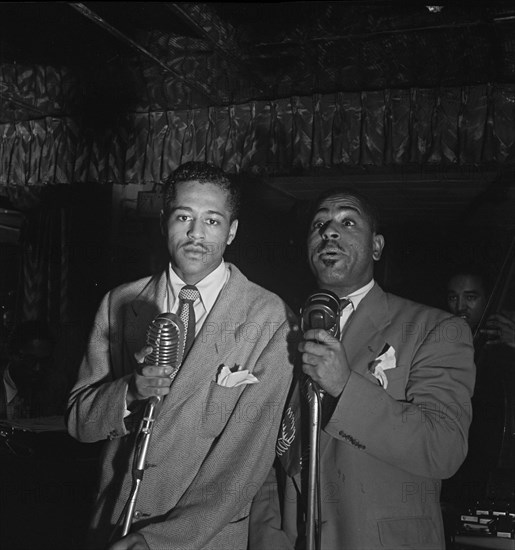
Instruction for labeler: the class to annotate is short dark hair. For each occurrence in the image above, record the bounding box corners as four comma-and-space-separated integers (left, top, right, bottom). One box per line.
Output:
310, 186, 381, 233
163, 162, 241, 222
446, 263, 492, 295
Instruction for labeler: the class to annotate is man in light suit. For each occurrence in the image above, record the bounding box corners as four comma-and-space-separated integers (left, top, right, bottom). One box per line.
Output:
249, 187, 475, 550
67, 162, 296, 550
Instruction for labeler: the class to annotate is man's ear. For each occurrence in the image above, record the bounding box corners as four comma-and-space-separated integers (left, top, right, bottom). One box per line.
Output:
227, 219, 239, 245
372, 233, 385, 261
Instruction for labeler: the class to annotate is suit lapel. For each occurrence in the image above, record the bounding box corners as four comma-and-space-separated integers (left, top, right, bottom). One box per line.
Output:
128, 272, 168, 339
159, 265, 249, 413
341, 284, 391, 376
320, 284, 391, 454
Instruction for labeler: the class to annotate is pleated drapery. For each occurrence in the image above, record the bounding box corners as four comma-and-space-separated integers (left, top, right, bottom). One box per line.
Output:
1, 85, 515, 186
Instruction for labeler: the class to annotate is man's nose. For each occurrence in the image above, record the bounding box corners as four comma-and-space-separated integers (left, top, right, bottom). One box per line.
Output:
456, 297, 466, 311
187, 219, 204, 239
321, 220, 340, 239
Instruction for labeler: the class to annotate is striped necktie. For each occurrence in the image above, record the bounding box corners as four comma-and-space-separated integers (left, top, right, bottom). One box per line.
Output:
178, 285, 200, 358
276, 298, 353, 475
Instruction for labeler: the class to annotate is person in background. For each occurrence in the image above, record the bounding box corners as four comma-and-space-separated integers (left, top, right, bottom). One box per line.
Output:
442, 263, 515, 537
67, 162, 296, 550
250, 187, 475, 550
446, 264, 515, 348
0, 319, 66, 420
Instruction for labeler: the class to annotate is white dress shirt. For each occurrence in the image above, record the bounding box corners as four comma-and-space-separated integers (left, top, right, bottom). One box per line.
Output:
339, 279, 375, 335
165, 260, 230, 335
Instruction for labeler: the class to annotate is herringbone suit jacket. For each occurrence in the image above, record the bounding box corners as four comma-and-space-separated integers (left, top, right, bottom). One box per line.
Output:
67, 264, 296, 550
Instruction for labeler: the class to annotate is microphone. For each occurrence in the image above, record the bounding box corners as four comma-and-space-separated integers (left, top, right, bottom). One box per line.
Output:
301, 289, 342, 339
145, 312, 186, 382
117, 313, 186, 539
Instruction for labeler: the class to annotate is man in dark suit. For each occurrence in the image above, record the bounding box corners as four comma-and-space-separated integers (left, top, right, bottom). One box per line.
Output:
67, 162, 296, 550
250, 187, 475, 550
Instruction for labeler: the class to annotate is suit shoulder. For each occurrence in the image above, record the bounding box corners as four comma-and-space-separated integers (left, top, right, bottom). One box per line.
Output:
228, 264, 294, 320
103, 275, 154, 303
384, 291, 461, 326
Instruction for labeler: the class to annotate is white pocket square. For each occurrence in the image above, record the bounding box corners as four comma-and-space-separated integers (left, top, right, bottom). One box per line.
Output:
216, 364, 259, 388
369, 345, 396, 389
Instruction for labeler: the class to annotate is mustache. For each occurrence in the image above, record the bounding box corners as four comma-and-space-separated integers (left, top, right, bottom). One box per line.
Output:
181, 241, 219, 255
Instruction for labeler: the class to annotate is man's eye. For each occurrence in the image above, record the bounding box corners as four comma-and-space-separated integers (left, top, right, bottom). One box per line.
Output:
177, 215, 191, 222
341, 219, 355, 227
312, 220, 324, 229
206, 219, 219, 226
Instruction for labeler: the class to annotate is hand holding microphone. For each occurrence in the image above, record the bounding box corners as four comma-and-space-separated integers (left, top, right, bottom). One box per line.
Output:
128, 346, 174, 404
299, 291, 350, 397
127, 313, 185, 405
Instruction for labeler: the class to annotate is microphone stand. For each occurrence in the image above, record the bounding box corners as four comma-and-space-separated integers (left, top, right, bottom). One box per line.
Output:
120, 395, 160, 537
301, 289, 342, 550
306, 380, 323, 550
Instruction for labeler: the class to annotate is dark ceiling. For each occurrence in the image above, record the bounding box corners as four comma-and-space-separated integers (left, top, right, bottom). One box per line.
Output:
2, 1, 515, 115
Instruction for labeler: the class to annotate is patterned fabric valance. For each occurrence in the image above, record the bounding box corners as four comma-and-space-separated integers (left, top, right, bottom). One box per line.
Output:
1, 85, 514, 185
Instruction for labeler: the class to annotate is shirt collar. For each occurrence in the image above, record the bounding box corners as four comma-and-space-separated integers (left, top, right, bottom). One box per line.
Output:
3, 366, 18, 404
167, 261, 229, 313
344, 279, 375, 311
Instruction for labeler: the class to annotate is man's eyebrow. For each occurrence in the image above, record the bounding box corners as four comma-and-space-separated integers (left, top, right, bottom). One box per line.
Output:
169, 205, 192, 213
205, 209, 227, 217
169, 205, 227, 217
314, 205, 361, 216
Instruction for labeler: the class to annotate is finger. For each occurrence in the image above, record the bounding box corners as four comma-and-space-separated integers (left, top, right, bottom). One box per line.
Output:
137, 375, 172, 389
301, 352, 317, 366
133, 379, 171, 398
134, 346, 153, 364
140, 365, 173, 378
488, 313, 509, 323
302, 364, 321, 384
302, 328, 336, 343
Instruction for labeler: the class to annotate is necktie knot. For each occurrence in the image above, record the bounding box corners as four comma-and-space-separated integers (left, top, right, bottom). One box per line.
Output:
340, 298, 352, 310
179, 285, 199, 303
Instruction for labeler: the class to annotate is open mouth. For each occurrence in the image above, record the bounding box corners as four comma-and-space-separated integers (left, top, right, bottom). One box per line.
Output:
318, 247, 343, 260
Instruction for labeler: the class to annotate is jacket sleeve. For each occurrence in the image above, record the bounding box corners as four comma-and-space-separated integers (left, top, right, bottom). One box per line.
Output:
66, 292, 133, 443
325, 315, 475, 479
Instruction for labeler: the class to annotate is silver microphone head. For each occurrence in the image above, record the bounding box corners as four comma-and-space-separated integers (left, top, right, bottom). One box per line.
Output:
145, 313, 185, 381
301, 289, 341, 338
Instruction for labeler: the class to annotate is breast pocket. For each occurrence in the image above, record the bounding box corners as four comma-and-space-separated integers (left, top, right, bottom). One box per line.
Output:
198, 380, 245, 439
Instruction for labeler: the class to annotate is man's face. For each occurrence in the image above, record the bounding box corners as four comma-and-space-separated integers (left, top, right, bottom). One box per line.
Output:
446, 274, 487, 329
9, 338, 53, 390
307, 193, 384, 296
162, 180, 238, 284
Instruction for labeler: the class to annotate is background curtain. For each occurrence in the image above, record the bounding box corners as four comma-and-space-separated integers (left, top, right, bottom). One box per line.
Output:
1, 85, 514, 186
